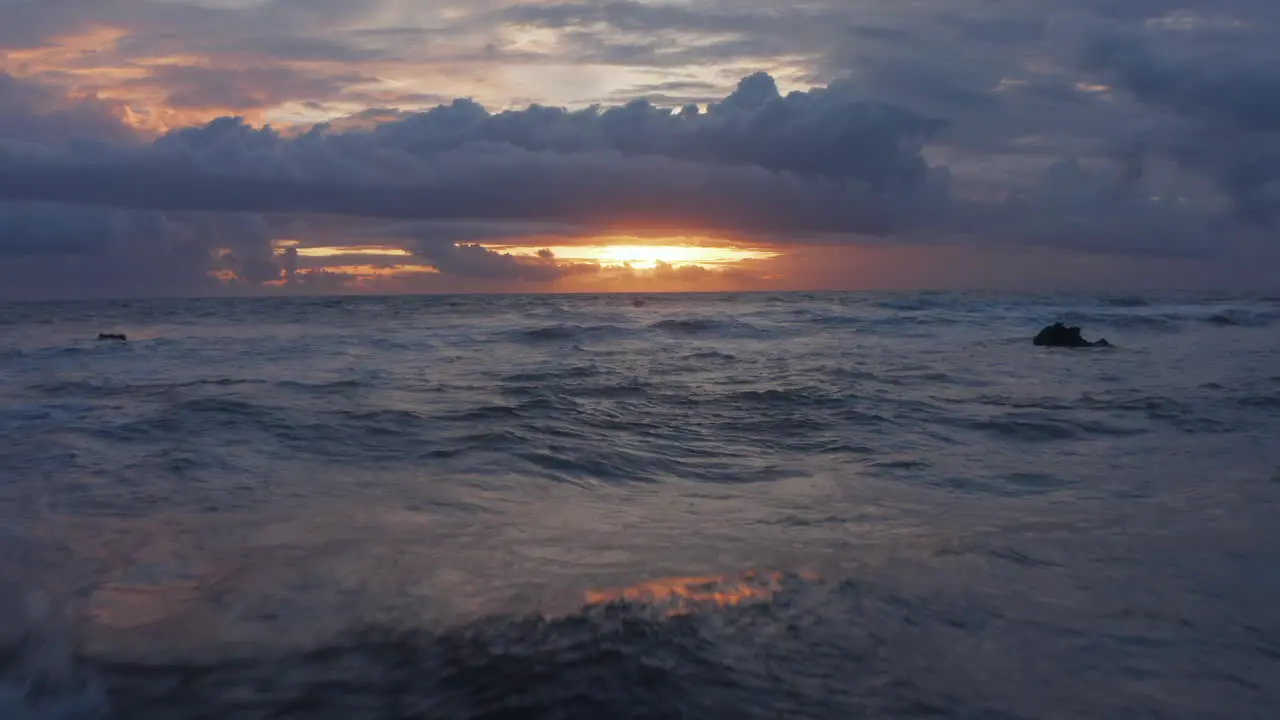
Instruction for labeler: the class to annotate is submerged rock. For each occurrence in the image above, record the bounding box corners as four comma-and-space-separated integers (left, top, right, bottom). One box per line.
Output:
1033, 323, 1110, 348
97, 333, 127, 341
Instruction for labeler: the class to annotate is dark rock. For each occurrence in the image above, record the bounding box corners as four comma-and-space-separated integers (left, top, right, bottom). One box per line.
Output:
97, 333, 127, 341
1033, 323, 1109, 348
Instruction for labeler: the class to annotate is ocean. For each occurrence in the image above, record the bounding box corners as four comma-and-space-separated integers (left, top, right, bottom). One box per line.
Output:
1, 291, 1278, 719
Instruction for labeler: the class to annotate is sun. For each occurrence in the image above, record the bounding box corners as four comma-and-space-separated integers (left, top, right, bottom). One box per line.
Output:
490, 240, 780, 270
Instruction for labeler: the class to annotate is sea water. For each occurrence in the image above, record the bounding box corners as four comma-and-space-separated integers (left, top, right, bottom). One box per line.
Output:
1, 292, 1278, 718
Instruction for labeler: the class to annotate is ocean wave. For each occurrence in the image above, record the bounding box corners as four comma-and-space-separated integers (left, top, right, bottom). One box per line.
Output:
0, 636, 107, 720
945, 412, 1150, 441
963, 394, 1077, 412
579, 380, 654, 399
13, 568, 1171, 719
277, 379, 365, 392
32, 379, 269, 398
1203, 309, 1275, 328
961, 391, 1230, 435
682, 350, 737, 362
806, 313, 866, 329
727, 387, 845, 408
441, 405, 525, 423
932, 473, 1074, 499
5, 573, 947, 720
337, 408, 428, 428
1077, 391, 1234, 434
516, 446, 669, 482
959, 417, 1083, 441
516, 324, 631, 343
1238, 394, 1280, 409
1056, 307, 1278, 331
1100, 296, 1150, 308
648, 317, 762, 336
502, 366, 599, 383
1057, 311, 1181, 331
874, 294, 954, 311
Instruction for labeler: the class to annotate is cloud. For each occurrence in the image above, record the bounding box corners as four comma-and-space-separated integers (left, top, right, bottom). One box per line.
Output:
1082, 30, 1280, 226
0, 74, 948, 239
420, 243, 579, 281
1082, 33, 1280, 134
950, 158, 1235, 260
140, 65, 375, 111
0, 203, 276, 299
0, 202, 127, 256
0, 73, 135, 147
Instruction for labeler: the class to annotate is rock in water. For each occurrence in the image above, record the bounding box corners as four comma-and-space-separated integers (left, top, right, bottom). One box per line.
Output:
1033, 323, 1109, 348
97, 333, 127, 341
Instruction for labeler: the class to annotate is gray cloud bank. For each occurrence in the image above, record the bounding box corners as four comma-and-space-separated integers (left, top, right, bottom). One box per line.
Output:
1084, 33, 1280, 226
3, 0, 1280, 297
0, 73, 944, 233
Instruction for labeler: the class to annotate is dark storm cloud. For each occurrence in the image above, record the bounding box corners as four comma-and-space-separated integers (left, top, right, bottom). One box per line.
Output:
950, 159, 1233, 260
0, 70, 284, 298
1083, 34, 1280, 134
0, 203, 277, 298
0, 74, 135, 147
0, 202, 121, 256
1082, 30, 1280, 225
360, 72, 943, 189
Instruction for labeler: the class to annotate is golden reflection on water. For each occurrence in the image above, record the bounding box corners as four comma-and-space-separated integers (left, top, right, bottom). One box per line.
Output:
583, 570, 819, 616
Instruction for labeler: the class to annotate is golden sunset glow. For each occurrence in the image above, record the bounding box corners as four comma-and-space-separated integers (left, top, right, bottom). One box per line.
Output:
492, 242, 780, 270
292, 246, 415, 258
306, 264, 438, 277
583, 570, 816, 616
199, 238, 788, 291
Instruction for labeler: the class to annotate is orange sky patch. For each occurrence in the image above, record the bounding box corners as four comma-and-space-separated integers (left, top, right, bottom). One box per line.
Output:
1, 25, 246, 132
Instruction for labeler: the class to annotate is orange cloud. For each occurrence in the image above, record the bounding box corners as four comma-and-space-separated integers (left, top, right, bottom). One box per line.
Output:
1, 25, 374, 133
0, 26, 240, 132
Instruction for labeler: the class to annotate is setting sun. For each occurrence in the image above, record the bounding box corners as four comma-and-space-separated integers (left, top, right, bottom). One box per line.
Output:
489, 242, 780, 270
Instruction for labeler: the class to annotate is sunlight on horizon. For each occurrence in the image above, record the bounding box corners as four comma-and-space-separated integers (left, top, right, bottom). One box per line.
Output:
488, 243, 780, 270
236, 239, 784, 289
277, 241, 780, 271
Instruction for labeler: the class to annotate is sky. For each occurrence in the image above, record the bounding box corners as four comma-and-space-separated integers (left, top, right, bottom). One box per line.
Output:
1, 0, 1278, 298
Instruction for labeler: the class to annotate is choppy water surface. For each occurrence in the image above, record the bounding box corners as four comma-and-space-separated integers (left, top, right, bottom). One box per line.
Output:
1, 292, 1279, 719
